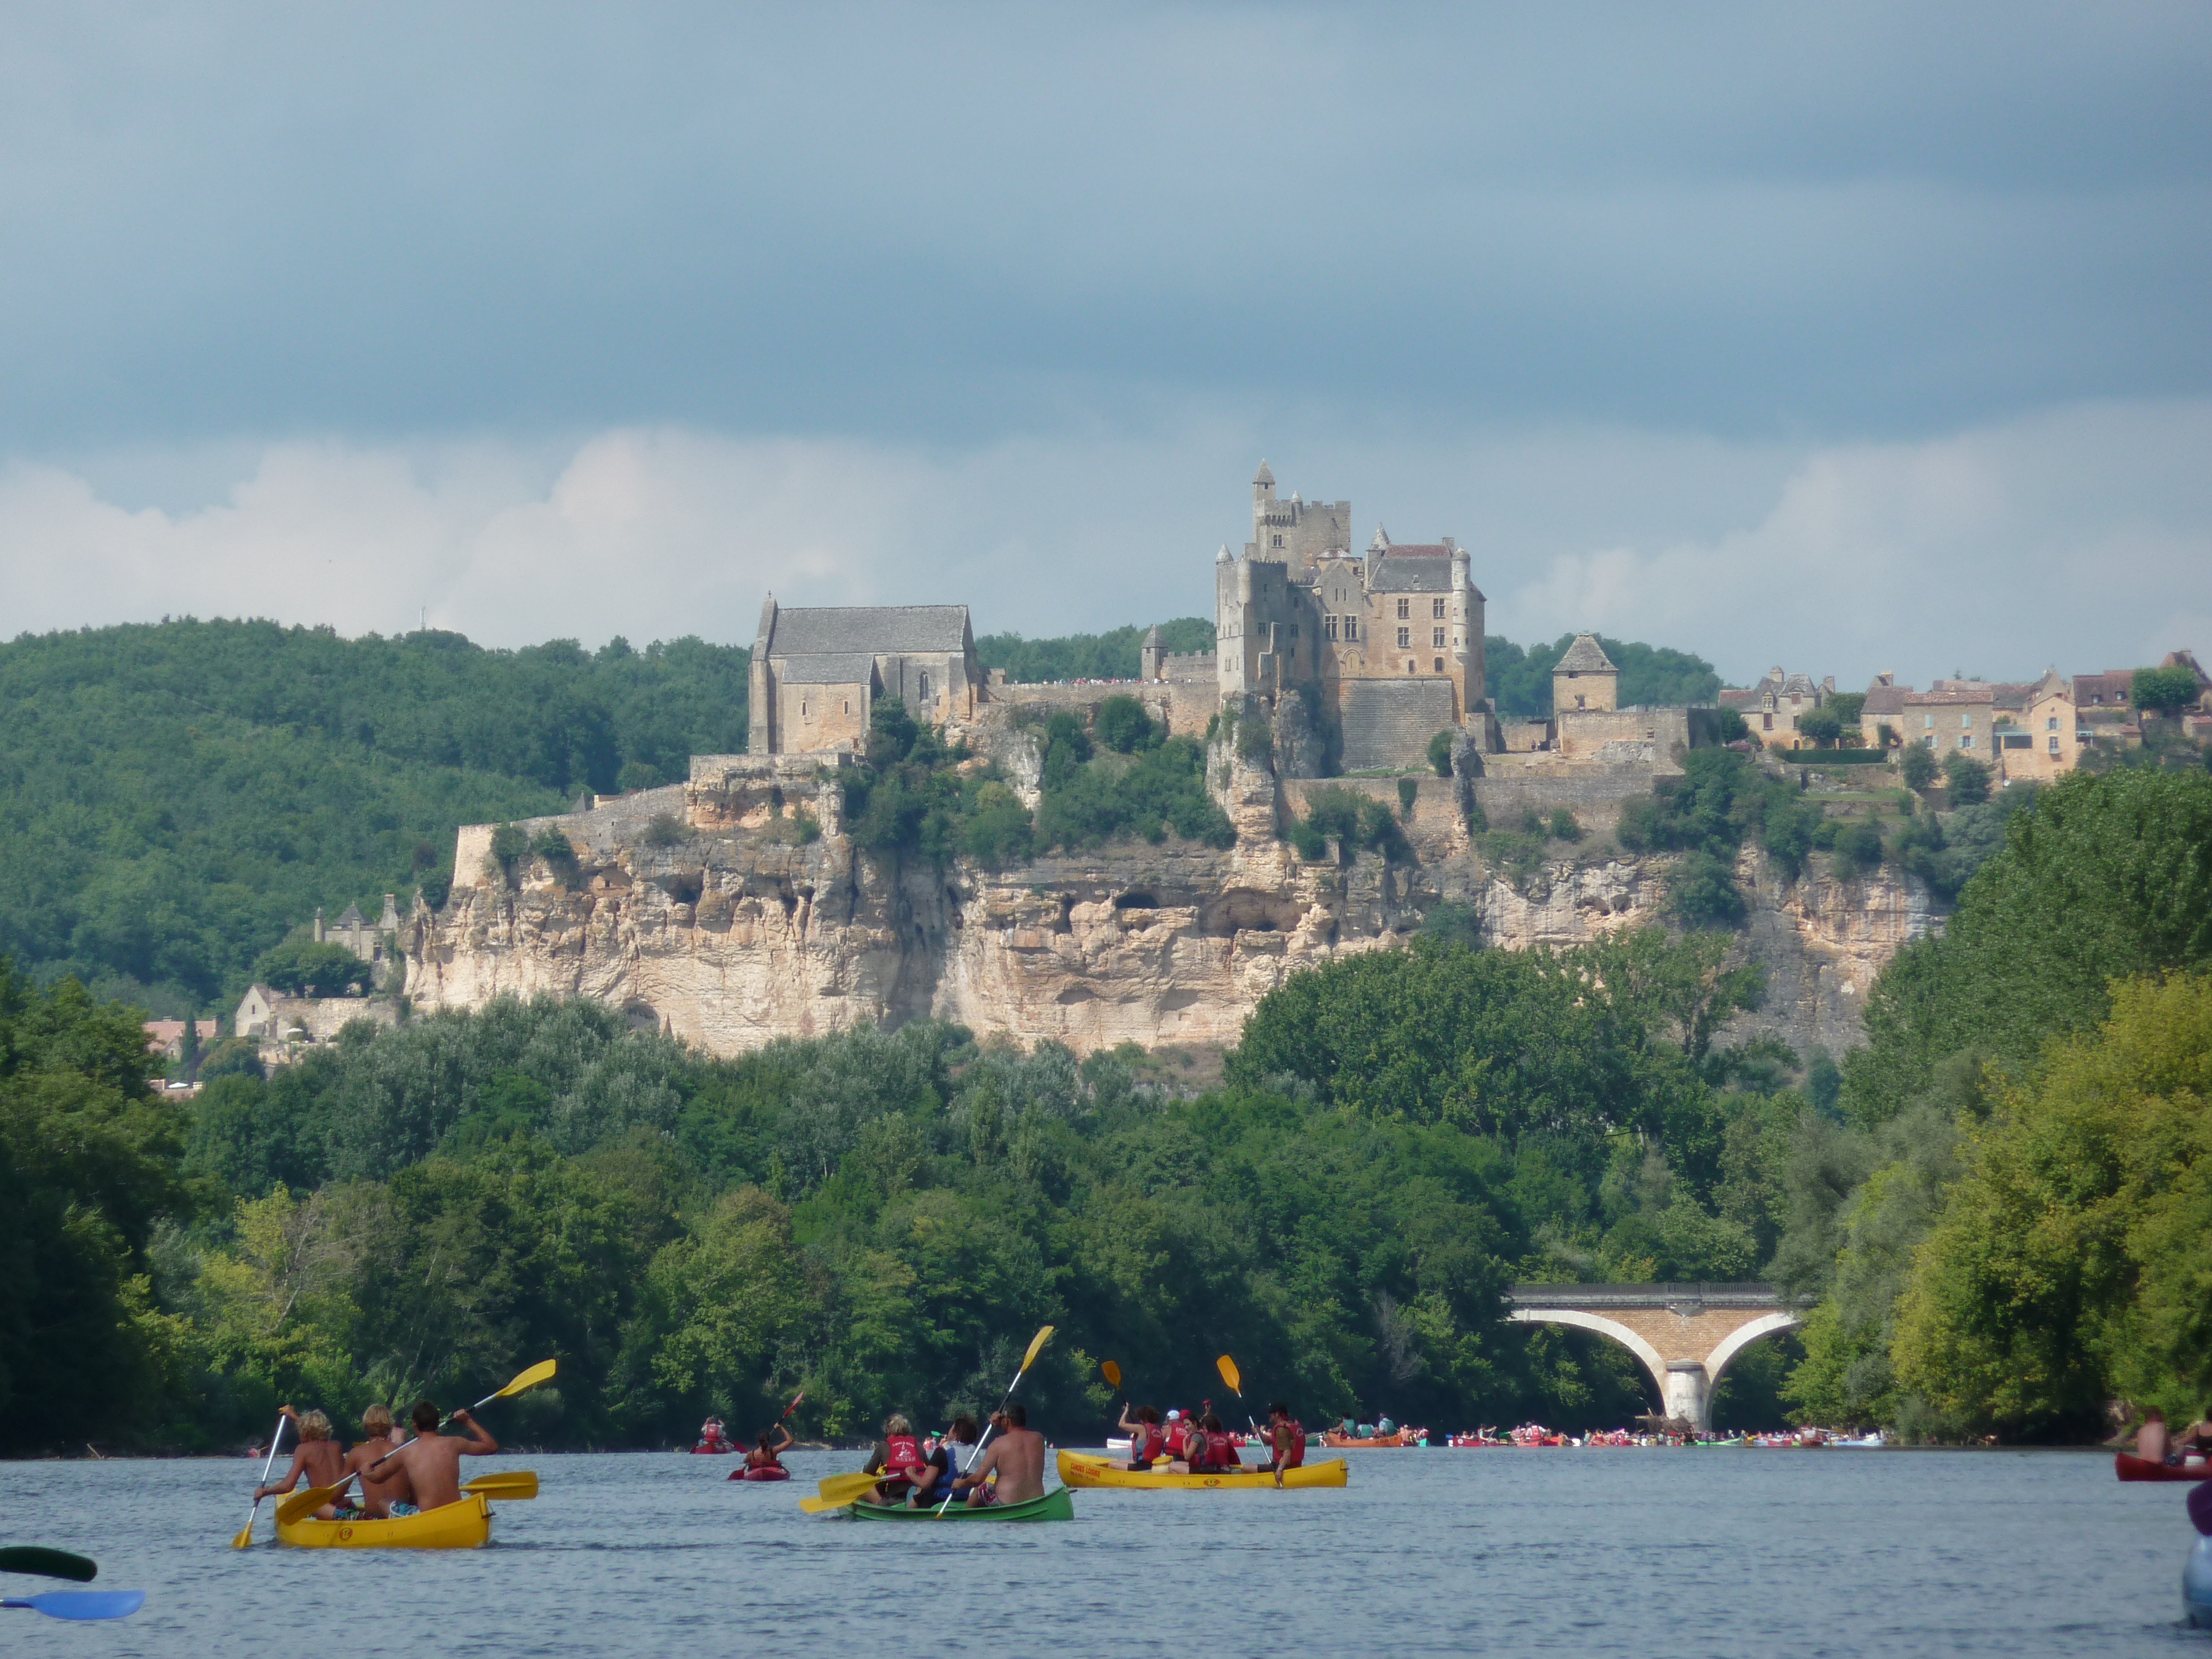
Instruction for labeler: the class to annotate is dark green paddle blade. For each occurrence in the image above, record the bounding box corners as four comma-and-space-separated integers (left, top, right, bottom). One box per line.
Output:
0, 1548, 96, 1582
3, 1590, 144, 1621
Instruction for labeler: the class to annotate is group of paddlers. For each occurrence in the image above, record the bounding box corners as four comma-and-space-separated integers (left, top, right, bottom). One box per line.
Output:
1113, 1401, 1305, 1484
858, 1406, 1048, 1509
252, 1400, 498, 1521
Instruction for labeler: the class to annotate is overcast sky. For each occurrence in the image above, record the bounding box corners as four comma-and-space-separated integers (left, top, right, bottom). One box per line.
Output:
2, 3, 2206, 685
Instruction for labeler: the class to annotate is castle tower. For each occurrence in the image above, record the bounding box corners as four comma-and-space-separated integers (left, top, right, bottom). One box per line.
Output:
1553, 633, 1619, 712
1140, 624, 1165, 681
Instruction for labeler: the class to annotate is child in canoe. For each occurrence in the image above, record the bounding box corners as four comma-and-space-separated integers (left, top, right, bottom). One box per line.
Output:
254, 1407, 346, 1520
337, 1404, 418, 1519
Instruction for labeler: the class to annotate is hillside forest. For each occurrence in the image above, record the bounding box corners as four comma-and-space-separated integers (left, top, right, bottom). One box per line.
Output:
0, 618, 1708, 1018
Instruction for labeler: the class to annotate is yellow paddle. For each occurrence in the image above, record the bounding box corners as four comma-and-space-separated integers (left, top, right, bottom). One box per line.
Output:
1102, 1360, 1121, 1392
229, 1412, 292, 1549
933, 1326, 1054, 1519
810, 1472, 884, 1510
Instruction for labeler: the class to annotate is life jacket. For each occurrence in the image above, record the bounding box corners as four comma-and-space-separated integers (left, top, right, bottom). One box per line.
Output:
1206, 1429, 1236, 1469
882, 1434, 925, 1480
747, 1445, 781, 1470
1135, 1426, 1166, 1464
1275, 1421, 1305, 1468
1164, 1421, 1188, 1458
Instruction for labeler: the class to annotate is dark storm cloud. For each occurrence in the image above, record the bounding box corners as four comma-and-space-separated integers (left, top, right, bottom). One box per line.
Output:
1, 2, 2206, 450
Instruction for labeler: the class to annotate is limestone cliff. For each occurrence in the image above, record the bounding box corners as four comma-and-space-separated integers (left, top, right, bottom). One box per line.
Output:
404, 752, 1933, 1059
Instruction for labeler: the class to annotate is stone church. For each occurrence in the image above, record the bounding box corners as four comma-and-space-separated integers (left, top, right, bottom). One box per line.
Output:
747, 597, 983, 755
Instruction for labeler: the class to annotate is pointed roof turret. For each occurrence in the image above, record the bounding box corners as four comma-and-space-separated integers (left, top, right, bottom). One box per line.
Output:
1143, 624, 1164, 646
1216, 543, 1233, 564
1555, 633, 1616, 674
1253, 460, 1275, 487
1368, 524, 1390, 553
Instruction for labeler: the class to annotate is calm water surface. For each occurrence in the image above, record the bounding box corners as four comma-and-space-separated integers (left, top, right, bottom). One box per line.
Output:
1, 1446, 2202, 1656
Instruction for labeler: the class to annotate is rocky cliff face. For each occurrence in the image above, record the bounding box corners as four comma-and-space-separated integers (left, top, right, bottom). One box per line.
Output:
404, 749, 1933, 1059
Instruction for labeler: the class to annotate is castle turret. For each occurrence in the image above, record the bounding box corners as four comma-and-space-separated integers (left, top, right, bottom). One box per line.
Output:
1140, 624, 1165, 680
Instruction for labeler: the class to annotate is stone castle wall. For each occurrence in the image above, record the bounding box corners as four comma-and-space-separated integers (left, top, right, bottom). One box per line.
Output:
1338, 679, 1459, 771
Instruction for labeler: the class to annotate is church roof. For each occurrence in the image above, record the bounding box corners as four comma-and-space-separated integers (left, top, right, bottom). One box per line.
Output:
767, 605, 970, 658
1368, 556, 1454, 593
773, 652, 879, 686
1555, 634, 1617, 674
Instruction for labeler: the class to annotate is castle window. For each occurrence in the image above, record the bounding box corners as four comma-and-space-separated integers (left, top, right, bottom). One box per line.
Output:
1396, 598, 1410, 620
1433, 656, 1444, 672
1344, 617, 1357, 641
843, 701, 850, 714
2048, 735, 2060, 752
1432, 598, 1446, 619
1762, 713, 1773, 732
919, 672, 932, 701
1324, 615, 1338, 641
2046, 716, 2058, 731
1396, 627, 1410, 649
1287, 624, 1299, 640
1960, 713, 1973, 728
801, 701, 808, 717
1272, 534, 1284, 547
1959, 735, 1973, 750
1432, 628, 1445, 649
1924, 714, 1934, 730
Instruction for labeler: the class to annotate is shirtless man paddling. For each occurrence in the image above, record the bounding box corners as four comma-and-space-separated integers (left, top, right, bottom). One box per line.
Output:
954, 1404, 1046, 1509
373, 1400, 498, 1511
342, 1404, 418, 1518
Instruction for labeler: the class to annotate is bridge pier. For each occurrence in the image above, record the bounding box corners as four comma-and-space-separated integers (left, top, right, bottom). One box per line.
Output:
1506, 1284, 1805, 1433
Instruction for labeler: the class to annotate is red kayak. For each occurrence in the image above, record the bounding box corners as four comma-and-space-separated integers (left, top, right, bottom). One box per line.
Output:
729, 1464, 790, 1481
2115, 1452, 2212, 1482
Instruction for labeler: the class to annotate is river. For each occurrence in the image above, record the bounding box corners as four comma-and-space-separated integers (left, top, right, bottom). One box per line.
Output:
1, 1446, 2201, 1655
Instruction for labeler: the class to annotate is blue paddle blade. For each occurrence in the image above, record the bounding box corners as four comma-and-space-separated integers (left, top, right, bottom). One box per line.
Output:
5, 1590, 145, 1620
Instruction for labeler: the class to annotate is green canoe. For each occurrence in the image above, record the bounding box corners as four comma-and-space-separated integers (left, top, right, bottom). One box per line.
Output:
848, 1487, 1074, 1522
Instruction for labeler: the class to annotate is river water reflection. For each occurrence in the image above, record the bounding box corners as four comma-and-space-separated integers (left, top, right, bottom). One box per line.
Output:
1, 1446, 2201, 1655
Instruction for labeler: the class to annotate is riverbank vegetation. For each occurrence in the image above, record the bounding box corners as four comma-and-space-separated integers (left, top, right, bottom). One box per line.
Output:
6, 921, 1819, 1455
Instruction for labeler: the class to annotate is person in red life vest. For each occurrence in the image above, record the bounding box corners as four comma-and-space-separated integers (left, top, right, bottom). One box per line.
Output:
1115, 1404, 1166, 1471
1202, 1411, 1239, 1472
1262, 1402, 1305, 1486
862, 1412, 927, 1504
1161, 1409, 1190, 1463
697, 1416, 731, 1453
746, 1422, 794, 1474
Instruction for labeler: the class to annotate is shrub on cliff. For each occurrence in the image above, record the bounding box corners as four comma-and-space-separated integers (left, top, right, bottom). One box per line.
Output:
1288, 785, 1404, 865
844, 700, 1036, 869
1035, 734, 1232, 852
1093, 696, 1159, 754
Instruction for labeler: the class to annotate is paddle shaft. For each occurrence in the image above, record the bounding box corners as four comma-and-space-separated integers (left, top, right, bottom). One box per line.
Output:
236, 1412, 290, 1543
934, 1365, 1029, 1517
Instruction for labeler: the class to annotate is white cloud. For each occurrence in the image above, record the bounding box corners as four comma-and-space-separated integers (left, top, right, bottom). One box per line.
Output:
3, 400, 2206, 691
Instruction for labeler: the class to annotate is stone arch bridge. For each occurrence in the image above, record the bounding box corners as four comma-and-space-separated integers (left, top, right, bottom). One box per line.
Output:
1507, 1283, 1807, 1431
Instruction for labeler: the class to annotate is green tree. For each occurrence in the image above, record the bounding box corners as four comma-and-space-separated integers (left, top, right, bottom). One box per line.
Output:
249, 940, 376, 997
1427, 730, 1457, 777
1796, 708, 1844, 749
1898, 743, 1938, 791
1942, 752, 1991, 805
1093, 696, 1159, 754
2132, 665, 2202, 718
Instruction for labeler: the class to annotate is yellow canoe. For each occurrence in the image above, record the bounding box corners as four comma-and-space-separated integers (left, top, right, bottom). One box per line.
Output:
1057, 1451, 1348, 1491
277, 1493, 492, 1550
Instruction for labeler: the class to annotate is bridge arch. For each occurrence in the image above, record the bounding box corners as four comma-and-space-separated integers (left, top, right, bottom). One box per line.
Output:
1506, 1284, 1806, 1431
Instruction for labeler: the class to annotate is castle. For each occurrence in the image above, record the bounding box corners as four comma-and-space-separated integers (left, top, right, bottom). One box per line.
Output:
742, 463, 1725, 785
